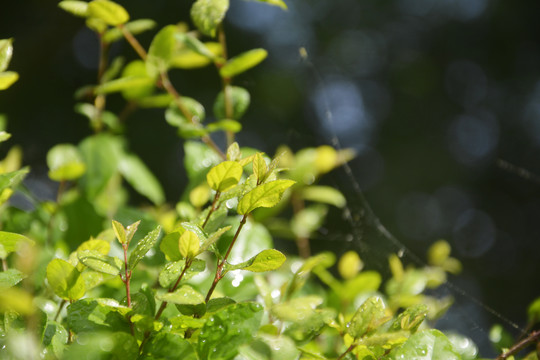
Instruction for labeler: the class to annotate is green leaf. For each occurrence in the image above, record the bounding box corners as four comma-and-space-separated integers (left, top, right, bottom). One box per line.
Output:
339, 271, 382, 302
206, 160, 243, 192
0, 131, 11, 143
58, 1, 89, 17
239, 334, 299, 360
120, 60, 155, 99
103, 19, 156, 42
390, 304, 428, 333
158, 259, 205, 288
46, 259, 86, 301
136, 93, 174, 108
300, 185, 346, 208
42, 321, 68, 358
87, 0, 129, 26
0, 269, 26, 289
78, 134, 123, 199
112, 220, 127, 244
213, 85, 251, 120
156, 284, 205, 305
252, 0, 288, 10
128, 225, 161, 270
388, 329, 462, 360
146, 24, 178, 77
206, 119, 242, 133
291, 204, 328, 239
166, 97, 206, 126
226, 249, 285, 272
428, 239, 451, 266
95, 76, 154, 94
252, 153, 267, 183
190, 0, 230, 37
237, 179, 295, 214
143, 332, 198, 360
77, 250, 123, 275
184, 141, 222, 182
200, 225, 231, 252
175, 33, 220, 61
0, 38, 14, 72
0, 168, 29, 193
347, 296, 390, 339
160, 231, 183, 261
528, 297, 540, 324
47, 144, 86, 181
179, 230, 200, 259
220, 48, 267, 78
0, 231, 33, 258
0, 71, 19, 90
198, 302, 263, 360
271, 296, 323, 322
67, 298, 131, 334
119, 153, 165, 205
226, 142, 241, 161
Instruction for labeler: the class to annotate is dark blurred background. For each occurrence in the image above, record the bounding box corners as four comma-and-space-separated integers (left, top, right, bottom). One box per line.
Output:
1, 0, 540, 355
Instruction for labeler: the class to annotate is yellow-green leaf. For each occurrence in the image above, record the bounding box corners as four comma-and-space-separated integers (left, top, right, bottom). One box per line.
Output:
112, 220, 127, 244
146, 25, 178, 77
0, 71, 19, 90
103, 19, 156, 42
0, 38, 14, 72
46, 259, 86, 301
78, 250, 123, 275
0, 231, 33, 259
252, 153, 267, 183
226, 249, 286, 272
87, 0, 129, 26
95, 76, 154, 94
237, 179, 295, 215
128, 226, 161, 270
252, 0, 288, 10
58, 1, 89, 18
206, 160, 243, 192
190, 0, 229, 37
189, 184, 210, 208
46, 144, 86, 181
338, 251, 363, 280
179, 230, 200, 259
219, 48, 267, 78
213, 86, 250, 121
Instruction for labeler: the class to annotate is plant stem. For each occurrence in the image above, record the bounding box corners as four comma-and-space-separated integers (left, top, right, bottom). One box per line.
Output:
54, 299, 66, 321
204, 214, 248, 303
122, 244, 132, 307
337, 343, 357, 360
118, 24, 147, 60
1, 258, 7, 271
119, 26, 226, 159
496, 330, 540, 360
202, 191, 221, 229
154, 259, 192, 320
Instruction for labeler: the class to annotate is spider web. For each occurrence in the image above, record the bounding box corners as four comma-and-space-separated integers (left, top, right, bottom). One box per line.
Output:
299, 50, 527, 357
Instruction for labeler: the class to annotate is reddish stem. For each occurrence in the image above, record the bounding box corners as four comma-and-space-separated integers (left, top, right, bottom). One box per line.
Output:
202, 192, 221, 229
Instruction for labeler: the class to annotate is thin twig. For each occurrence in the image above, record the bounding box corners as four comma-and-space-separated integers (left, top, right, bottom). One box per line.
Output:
53, 299, 66, 321
496, 330, 540, 360
202, 191, 221, 229
204, 214, 248, 303
337, 343, 357, 360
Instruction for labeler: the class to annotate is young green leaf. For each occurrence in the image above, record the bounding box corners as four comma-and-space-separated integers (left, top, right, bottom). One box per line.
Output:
347, 296, 390, 339
165, 97, 206, 126
128, 226, 161, 270
200, 226, 231, 252
103, 19, 156, 42
67, 298, 131, 334
300, 185, 346, 208
47, 144, 86, 181
146, 25, 178, 77
160, 231, 183, 261
95, 76, 154, 94
206, 119, 242, 133
78, 250, 124, 275
58, 1, 89, 18
271, 296, 323, 322
252, 0, 288, 10
237, 179, 295, 214
390, 304, 428, 333
206, 160, 243, 192
0, 168, 29, 193
0, 38, 14, 72
112, 220, 126, 244
190, 0, 229, 37
175, 33, 219, 61
0, 269, 26, 289
46, 259, 86, 301
0, 231, 33, 258
225, 249, 285, 272
156, 285, 205, 306
118, 153, 165, 205
219, 49, 267, 78
213, 86, 250, 120
252, 153, 267, 183
0, 71, 19, 90
179, 230, 200, 259
87, 0, 129, 26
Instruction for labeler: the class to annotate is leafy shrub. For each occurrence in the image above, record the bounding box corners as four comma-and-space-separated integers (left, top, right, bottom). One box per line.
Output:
0, 1, 539, 359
